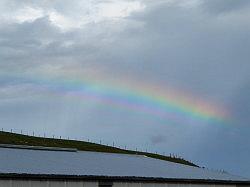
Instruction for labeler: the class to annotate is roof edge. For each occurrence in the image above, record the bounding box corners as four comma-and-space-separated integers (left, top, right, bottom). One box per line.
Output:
0, 173, 249, 185
0, 144, 77, 152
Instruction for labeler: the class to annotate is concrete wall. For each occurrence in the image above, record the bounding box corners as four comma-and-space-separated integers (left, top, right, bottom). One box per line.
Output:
0, 180, 242, 187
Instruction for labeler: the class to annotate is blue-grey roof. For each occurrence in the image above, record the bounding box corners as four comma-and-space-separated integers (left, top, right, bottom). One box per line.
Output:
0, 146, 248, 181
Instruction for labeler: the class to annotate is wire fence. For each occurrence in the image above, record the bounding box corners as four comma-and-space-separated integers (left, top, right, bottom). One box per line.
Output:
0, 127, 192, 162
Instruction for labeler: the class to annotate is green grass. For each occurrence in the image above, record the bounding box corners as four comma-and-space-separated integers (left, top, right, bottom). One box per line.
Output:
0, 131, 197, 167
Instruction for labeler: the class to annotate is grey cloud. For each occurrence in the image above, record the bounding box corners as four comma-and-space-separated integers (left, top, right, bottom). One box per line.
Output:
0, 0, 250, 177
201, 0, 250, 14
229, 81, 250, 127
150, 134, 166, 145
100, 2, 250, 103
0, 17, 58, 66
97, 2, 250, 176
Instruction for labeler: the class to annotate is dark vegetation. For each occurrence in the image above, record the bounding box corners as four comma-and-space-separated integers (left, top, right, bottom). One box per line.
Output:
0, 131, 197, 167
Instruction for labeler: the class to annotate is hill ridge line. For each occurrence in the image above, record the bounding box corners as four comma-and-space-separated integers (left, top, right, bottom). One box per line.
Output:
0, 130, 197, 167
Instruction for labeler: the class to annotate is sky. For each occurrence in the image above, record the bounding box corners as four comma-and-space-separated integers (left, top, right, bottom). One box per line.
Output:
0, 0, 250, 178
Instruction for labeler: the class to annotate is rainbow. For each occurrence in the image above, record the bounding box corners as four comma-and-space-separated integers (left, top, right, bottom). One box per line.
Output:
0, 71, 228, 124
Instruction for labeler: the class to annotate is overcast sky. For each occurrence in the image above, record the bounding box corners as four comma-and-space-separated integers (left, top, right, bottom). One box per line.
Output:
0, 0, 250, 177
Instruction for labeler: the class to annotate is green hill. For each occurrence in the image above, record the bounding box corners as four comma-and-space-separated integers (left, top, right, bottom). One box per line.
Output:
0, 131, 197, 167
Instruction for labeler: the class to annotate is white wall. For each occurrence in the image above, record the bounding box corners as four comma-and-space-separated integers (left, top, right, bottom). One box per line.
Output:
0, 180, 98, 187
113, 182, 236, 187
0, 180, 239, 187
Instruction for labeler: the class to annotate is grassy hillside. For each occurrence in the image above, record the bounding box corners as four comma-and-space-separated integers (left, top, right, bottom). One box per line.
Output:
0, 131, 197, 167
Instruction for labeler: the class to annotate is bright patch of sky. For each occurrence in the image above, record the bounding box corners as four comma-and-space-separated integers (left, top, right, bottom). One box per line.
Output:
0, 0, 145, 31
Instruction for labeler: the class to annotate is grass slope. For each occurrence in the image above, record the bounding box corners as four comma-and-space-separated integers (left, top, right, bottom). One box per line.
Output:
0, 131, 197, 167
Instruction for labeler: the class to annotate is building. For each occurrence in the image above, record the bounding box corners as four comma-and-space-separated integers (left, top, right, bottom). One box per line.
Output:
0, 144, 249, 187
